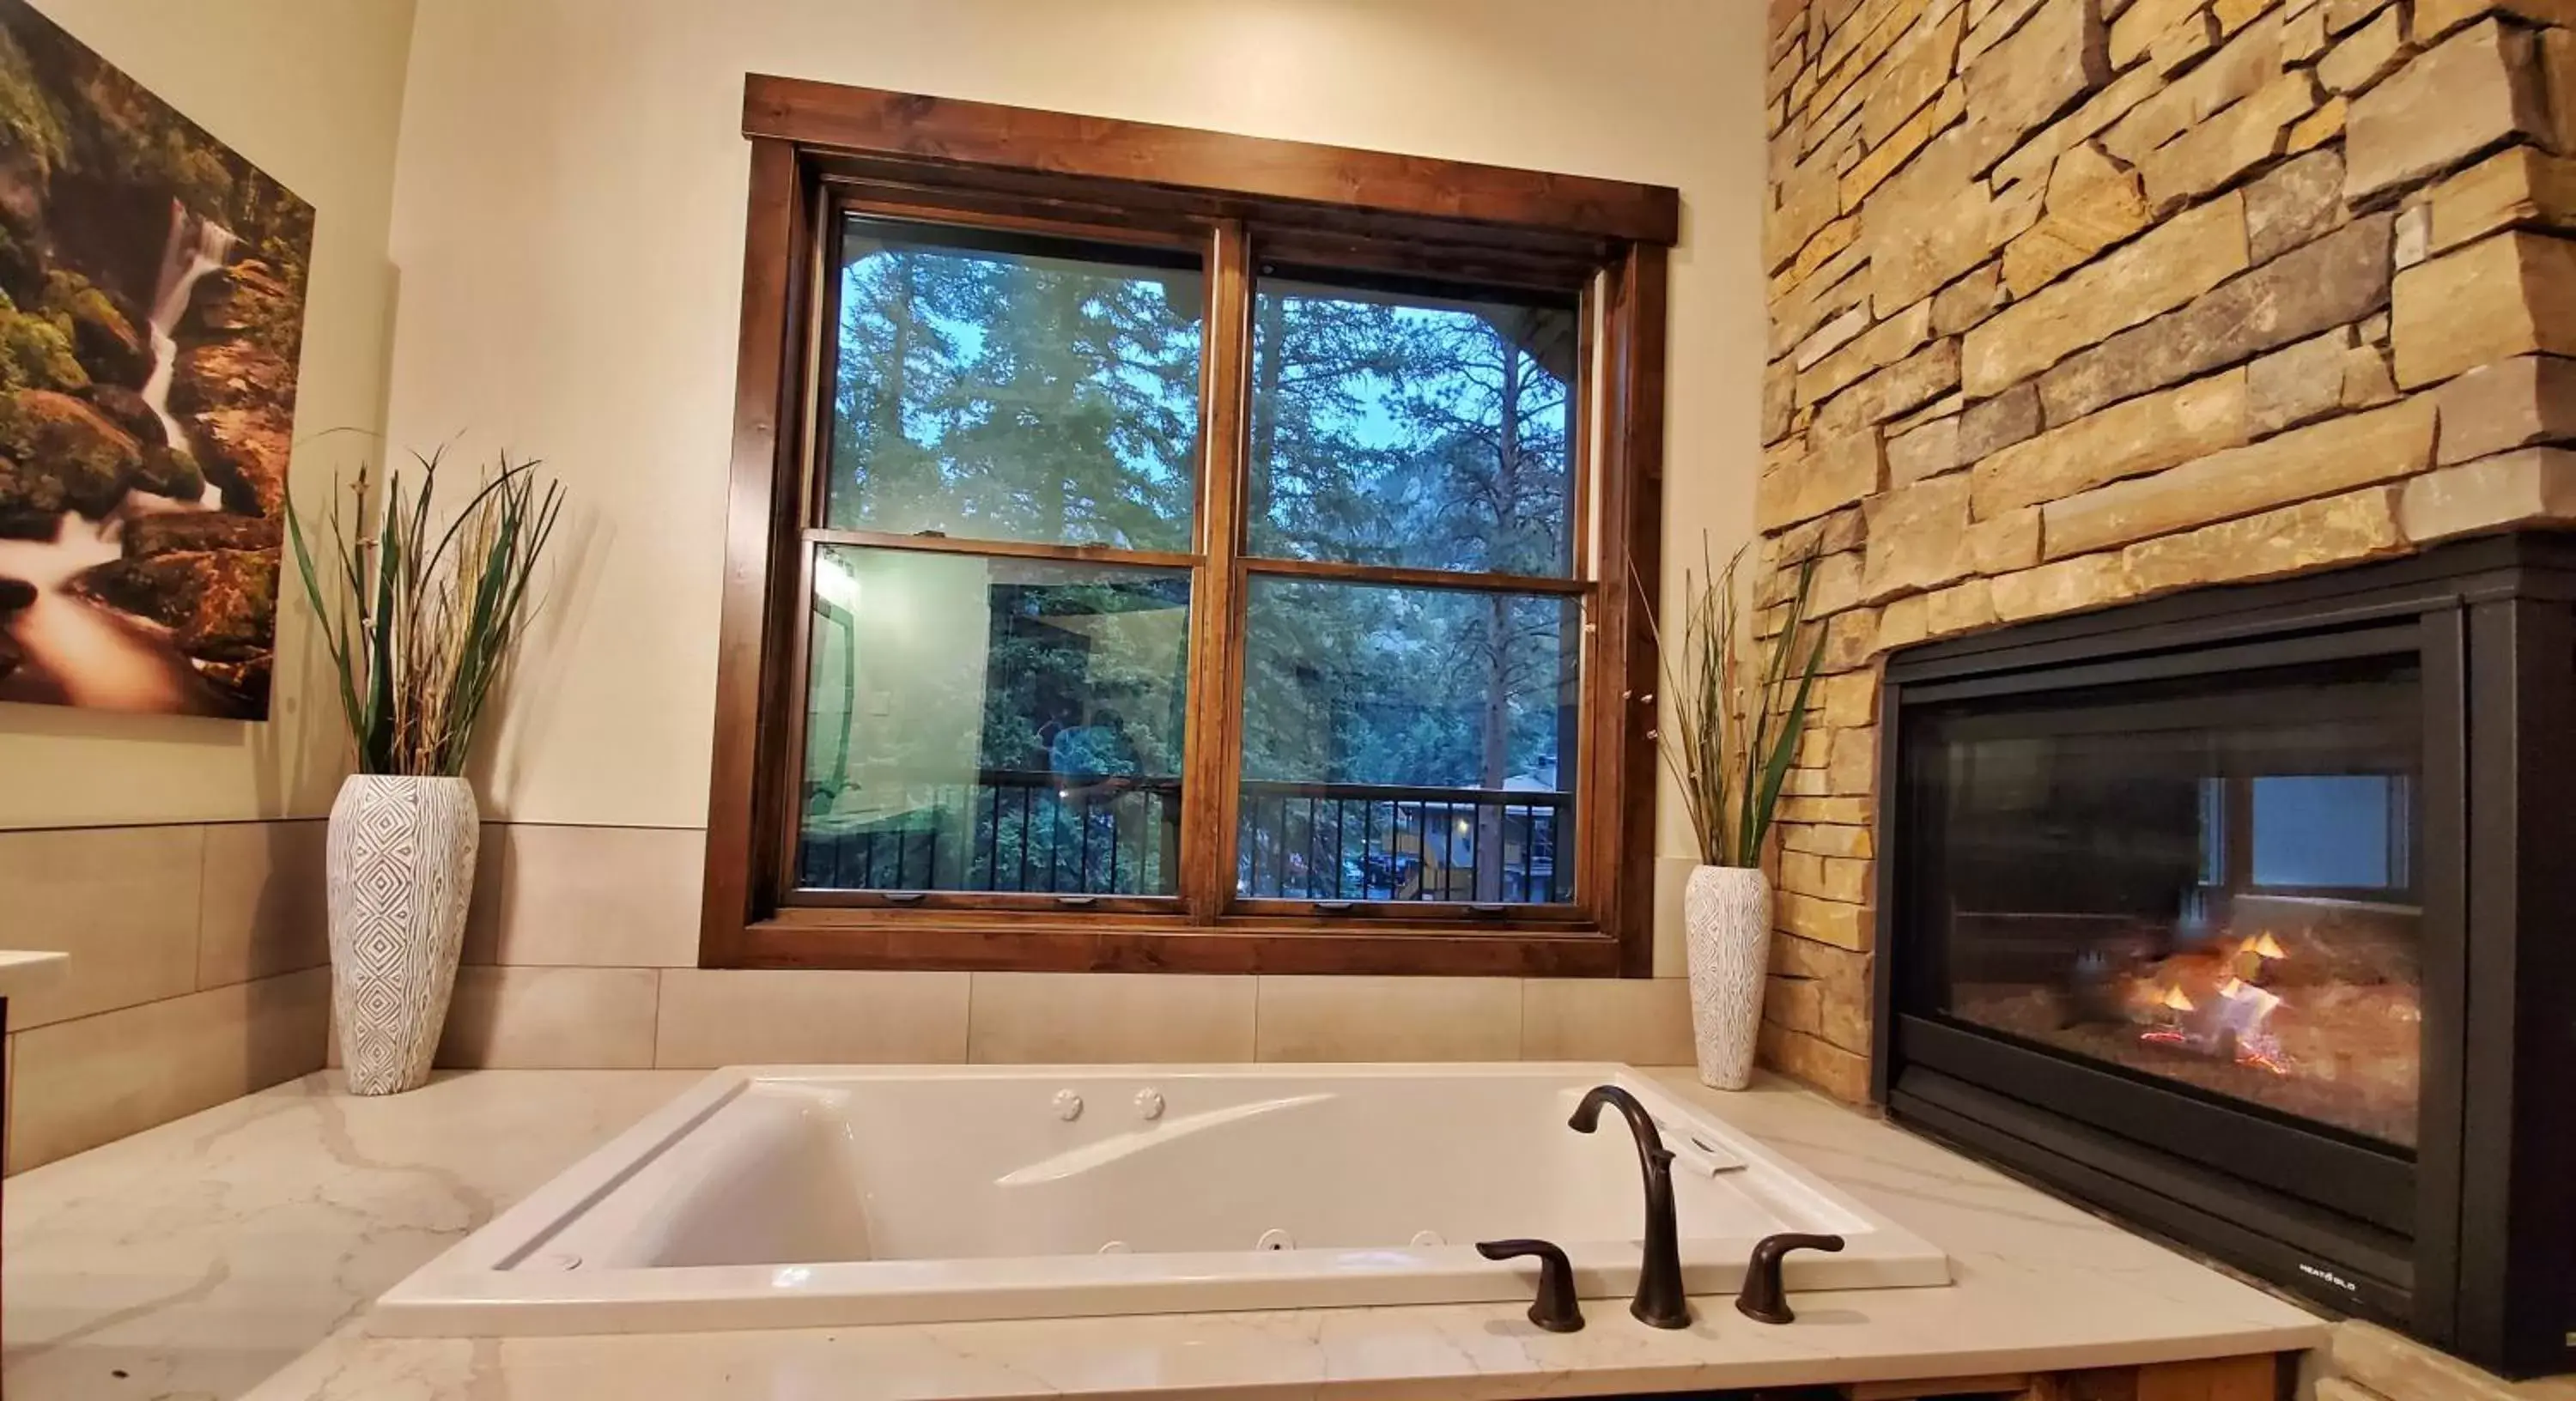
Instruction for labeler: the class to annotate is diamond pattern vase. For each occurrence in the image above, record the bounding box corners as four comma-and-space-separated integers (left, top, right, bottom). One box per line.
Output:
1684, 864, 1772, 1090
326, 774, 479, 1095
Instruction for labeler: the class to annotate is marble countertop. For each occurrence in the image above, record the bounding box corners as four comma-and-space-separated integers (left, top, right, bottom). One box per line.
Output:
0, 949, 67, 1001
4, 1067, 2324, 1401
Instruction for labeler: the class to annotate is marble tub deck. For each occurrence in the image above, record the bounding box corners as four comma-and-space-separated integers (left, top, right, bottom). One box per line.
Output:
3, 1067, 2323, 1400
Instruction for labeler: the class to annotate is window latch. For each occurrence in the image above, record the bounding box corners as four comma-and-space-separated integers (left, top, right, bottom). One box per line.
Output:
880, 892, 926, 905
1467, 903, 1509, 918
1314, 900, 1355, 913
1056, 895, 1098, 907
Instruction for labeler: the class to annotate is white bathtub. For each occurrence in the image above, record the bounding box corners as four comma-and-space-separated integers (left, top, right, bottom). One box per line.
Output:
375, 1064, 1950, 1336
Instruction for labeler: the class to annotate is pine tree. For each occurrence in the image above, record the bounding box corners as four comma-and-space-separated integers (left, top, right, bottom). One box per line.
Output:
817, 239, 1582, 900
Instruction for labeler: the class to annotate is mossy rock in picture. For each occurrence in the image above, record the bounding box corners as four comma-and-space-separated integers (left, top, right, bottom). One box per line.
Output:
0, 385, 140, 516
71, 545, 278, 712
0, 286, 86, 393
180, 258, 300, 364
132, 440, 204, 500
39, 269, 147, 387
121, 508, 277, 556
78, 380, 157, 441
0, 448, 61, 523
73, 543, 277, 660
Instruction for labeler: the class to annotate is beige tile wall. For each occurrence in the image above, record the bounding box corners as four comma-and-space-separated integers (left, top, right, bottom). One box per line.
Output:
452, 823, 1700, 1072
3, 820, 331, 1174
0, 818, 1695, 1173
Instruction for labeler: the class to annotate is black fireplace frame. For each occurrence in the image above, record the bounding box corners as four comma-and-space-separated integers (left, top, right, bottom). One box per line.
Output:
1872, 532, 2576, 1379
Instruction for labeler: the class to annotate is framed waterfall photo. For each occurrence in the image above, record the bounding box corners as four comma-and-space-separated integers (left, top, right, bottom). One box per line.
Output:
0, 0, 313, 719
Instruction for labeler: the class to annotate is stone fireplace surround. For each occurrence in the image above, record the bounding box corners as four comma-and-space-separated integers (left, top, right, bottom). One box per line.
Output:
1756, 0, 2576, 1107
1759, 0, 2576, 1385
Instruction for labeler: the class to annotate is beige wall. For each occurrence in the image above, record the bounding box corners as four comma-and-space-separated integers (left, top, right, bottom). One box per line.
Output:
5, 0, 1769, 1165
3, 820, 331, 1172
379, 0, 1768, 882
0, 0, 417, 830
0, 0, 416, 1173
366, 0, 1768, 1062
433, 822, 1701, 1070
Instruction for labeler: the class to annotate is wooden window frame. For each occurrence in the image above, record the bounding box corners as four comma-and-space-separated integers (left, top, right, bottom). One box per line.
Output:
702, 76, 1676, 978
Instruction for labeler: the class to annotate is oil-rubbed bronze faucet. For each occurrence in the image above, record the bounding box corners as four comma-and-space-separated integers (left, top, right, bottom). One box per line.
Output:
1735, 1231, 1846, 1324
1475, 1238, 1584, 1331
1568, 1084, 1690, 1329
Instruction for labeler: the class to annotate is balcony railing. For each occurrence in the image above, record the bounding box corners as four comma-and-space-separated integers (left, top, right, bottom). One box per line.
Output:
798, 769, 1571, 904
1234, 780, 1571, 904
799, 769, 1183, 895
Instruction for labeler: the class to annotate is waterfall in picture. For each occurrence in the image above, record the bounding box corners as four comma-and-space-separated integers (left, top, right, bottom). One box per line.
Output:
0, 518, 202, 711
143, 199, 238, 510
0, 200, 240, 712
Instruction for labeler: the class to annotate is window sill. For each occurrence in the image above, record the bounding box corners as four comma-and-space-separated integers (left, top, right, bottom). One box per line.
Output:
727, 913, 1629, 977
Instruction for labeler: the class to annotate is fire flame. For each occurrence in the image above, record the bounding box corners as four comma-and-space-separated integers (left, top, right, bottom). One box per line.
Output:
2230, 929, 2294, 983
2132, 947, 2299, 1077
2236, 1041, 2293, 1076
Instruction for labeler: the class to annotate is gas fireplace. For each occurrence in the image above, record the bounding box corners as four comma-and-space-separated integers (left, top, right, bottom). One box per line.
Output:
1874, 533, 2576, 1379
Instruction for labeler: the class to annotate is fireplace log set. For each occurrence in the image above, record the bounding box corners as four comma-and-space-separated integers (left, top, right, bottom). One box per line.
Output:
1949, 908, 2421, 1147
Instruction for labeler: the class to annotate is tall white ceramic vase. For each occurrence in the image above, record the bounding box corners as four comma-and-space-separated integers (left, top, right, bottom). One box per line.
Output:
326, 774, 480, 1095
1684, 864, 1772, 1089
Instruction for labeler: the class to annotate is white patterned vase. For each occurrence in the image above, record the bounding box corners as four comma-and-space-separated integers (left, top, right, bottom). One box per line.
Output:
1684, 864, 1772, 1090
326, 774, 480, 1096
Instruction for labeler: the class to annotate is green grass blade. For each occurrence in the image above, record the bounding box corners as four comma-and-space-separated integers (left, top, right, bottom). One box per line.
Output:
364, 472, 404, 773
1745, 625, 1826, 865
285, 500, 366, 749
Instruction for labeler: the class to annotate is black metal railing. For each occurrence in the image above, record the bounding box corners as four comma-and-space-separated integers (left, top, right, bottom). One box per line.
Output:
797, 769, 1571, 904
799, 769, 1183, 895
1233, 781, 1571, 904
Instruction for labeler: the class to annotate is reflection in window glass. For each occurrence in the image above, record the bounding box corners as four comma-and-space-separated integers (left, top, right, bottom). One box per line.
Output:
1248, 276, 1575, 576
1237, 578, 1579, 903
2251, 774, 2403, 890
799, 546, 1190, 895
823, 221, 1203, 552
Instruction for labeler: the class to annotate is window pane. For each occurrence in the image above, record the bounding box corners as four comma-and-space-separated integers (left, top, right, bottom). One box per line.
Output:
1238, 578, 1579, 903
823, 220, 1203, 552
799, 545, 1190, 895
1248, 275, 1577, 576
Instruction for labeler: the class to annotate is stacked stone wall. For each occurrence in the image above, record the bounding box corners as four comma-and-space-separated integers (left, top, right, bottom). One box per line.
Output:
1759, 0, 2576, 1101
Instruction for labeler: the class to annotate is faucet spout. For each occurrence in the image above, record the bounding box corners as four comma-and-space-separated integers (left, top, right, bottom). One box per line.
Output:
1568, 1084, 1690, 1329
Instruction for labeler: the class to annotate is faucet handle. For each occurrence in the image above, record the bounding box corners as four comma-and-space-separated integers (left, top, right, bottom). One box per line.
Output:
1735, 1231, 1846, 1324
1476, 1238, 1584, 1332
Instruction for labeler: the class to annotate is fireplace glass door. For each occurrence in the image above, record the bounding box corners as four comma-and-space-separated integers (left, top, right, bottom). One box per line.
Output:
1908, 658, 2423, 1148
